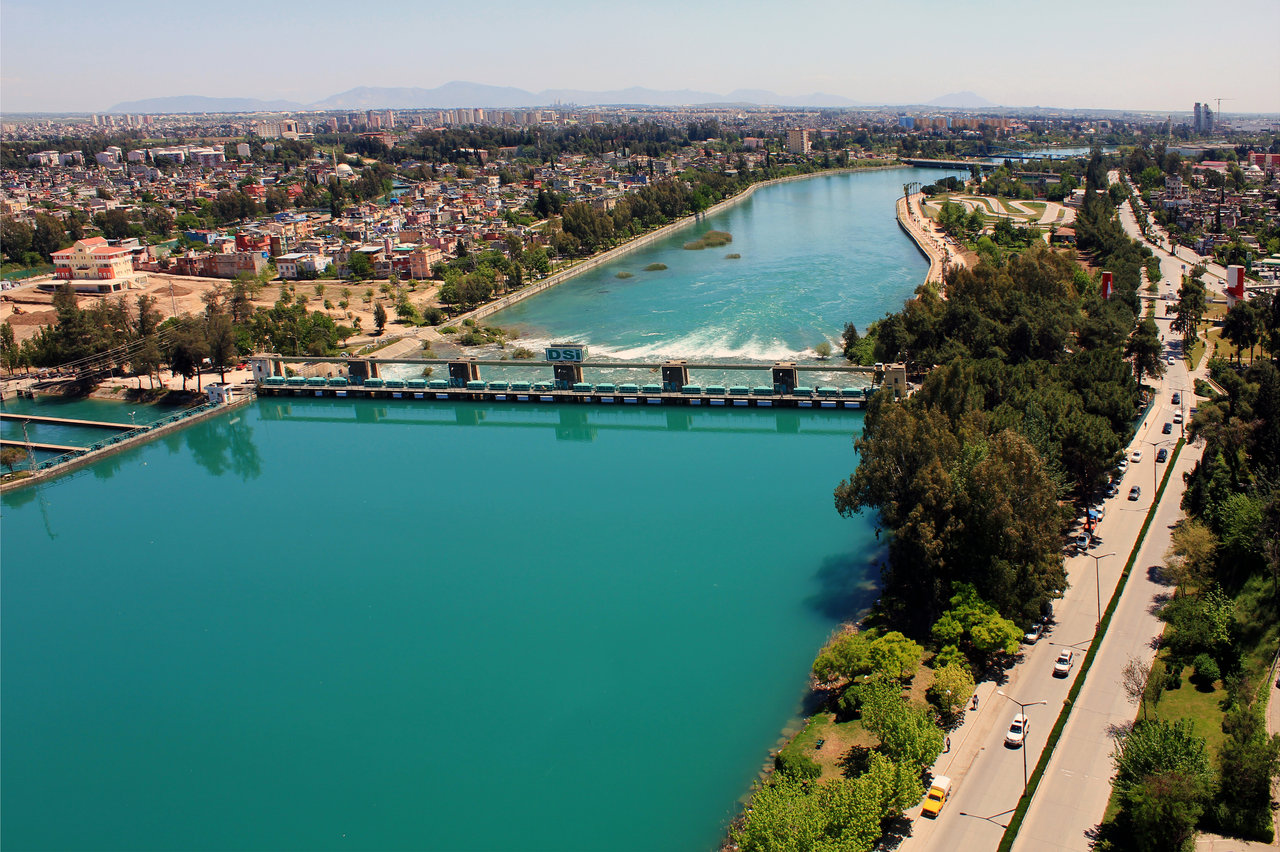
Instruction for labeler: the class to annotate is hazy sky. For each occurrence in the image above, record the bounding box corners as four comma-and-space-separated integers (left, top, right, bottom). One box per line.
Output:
3, 0, 1277, 113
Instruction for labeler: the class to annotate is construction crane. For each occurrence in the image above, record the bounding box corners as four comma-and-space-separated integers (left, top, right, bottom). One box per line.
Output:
1215, 97, 1235, 121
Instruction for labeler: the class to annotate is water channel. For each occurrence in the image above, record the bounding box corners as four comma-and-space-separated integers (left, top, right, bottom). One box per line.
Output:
3, 166, 955, 850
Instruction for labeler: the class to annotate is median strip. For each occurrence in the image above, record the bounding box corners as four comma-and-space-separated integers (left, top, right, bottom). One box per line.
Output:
998, 436, 1185, 850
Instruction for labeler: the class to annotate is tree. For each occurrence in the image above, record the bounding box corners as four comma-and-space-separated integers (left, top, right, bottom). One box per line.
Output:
1, 446, 29, 473
205, 313, 238, 382
841, 323, 861, 360
1111, 718, 1213, 852
1173, 276, 1207, 349
168, 324, 209, 391
928, 662, 975, 719
1215, 701, 1280, 839
1121, 655, 1152, 721
859, 678, 945, 767
373, 302, 388, 335
1125, 318, 1166, 385
1164, 519, 1218, 590
134, 335, 163, 389
0, 321, 16, 372
814, 341, 832, 359
346, 251, 373, 280
1221, 302, 1260, 363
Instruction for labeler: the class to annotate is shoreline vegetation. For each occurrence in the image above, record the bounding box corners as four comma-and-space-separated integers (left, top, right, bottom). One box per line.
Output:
726, 150, 1185, 851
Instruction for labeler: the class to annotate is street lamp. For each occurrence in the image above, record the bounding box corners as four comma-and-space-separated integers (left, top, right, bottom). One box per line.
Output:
1140, 437, 1174, 495
996, 691, 1049, 791
1087, 551, 1117, 629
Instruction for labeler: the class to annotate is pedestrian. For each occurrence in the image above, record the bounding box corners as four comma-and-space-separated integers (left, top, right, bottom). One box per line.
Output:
946, 736, 951, 752
971, 694, 979, 711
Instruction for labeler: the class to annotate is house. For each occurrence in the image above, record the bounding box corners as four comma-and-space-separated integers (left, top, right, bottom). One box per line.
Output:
49, 237, 139, 292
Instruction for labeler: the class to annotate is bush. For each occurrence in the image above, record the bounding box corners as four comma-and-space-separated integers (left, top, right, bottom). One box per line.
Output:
644, 263, 667, 271
1192, 653, 1220, 688
1163, 661, 1183, 691
458, 332, 487, 346
615, 271, 633, 279
422, 307, 444, 326
511, 347, 535, 359
774, 748, 821, 780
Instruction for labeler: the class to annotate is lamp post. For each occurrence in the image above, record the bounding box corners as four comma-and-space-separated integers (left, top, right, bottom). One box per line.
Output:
996, 691, 1048, 791
1140, 437, 1174, 496
1087, 551, 1116, 630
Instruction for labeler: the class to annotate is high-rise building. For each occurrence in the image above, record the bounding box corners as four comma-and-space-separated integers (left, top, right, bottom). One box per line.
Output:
1193, 102, 1203, 133
1203, 104, 1214, 133
787, 128, 811, 155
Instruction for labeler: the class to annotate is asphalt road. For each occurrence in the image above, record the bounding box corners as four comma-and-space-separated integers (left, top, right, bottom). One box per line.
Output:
899, 180, 1201, 851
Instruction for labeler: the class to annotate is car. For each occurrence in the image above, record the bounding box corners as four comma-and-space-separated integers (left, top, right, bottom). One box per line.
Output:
1053, 649, 1075, 677
1131, 450, 1143, 463
1075, 533, 1090, 551
1156, 448, 1168, 463
1024, 623, 1044, 644
1172, 392, 1181, 405
1117, 458, 1129, 472
1167, 355, 1175, 365
1005, 713, 1030, 747
1129, 486, 1142, 501
1106, 482, 1120, 497
1174, 412, 1184, 424
1162, 422, 1172, 434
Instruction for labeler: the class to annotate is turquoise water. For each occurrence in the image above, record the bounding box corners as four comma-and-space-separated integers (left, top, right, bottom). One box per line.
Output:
1, 396, 182, 464
485, 167, 960, 363
2, 399, 879, 851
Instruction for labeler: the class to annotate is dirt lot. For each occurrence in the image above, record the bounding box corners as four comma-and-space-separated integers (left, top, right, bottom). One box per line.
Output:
0, 273, 443, 351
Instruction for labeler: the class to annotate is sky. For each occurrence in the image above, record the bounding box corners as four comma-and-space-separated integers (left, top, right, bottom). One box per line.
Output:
2, 0, 1278, 114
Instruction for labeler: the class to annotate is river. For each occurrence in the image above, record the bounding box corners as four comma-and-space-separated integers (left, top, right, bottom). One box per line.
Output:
1, 166, 950, 851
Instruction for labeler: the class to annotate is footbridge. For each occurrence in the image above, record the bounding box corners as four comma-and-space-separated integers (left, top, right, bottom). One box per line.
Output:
0, 413, 134, 430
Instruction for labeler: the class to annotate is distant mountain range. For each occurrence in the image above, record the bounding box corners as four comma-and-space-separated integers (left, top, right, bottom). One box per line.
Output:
106, 82, 1000, 114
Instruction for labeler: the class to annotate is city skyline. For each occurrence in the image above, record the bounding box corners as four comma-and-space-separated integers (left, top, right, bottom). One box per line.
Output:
3, 0, 1279, 115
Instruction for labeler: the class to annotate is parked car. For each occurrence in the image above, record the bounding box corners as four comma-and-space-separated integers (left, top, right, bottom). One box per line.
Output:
1156, 448, 1168, 463
1129, 486, 1142, 501
1005, 714, 1030, 747
921, 775, 952, 818
1075, 533, 1090, 551
1024, 622, 1044, 644
1053, 649, 1074, 677
1131, 450, 1143, 463
1172, 392, 1181, 404
1162, 422, 1172, 434
1174, 412, 1184, 424
1117, 458, 1129, 472
1106, 482, 1120, 498
1166, 355, 1175, 365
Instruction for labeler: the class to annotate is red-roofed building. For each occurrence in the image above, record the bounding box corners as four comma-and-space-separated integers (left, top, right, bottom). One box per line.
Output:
50, 237, 137, 292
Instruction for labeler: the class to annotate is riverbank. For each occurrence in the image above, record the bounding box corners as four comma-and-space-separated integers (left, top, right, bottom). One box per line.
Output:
896, 191, 966, 285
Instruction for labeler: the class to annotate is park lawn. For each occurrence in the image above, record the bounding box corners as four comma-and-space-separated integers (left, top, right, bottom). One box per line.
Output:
1147, 663, 1227, 758
1187, 334, 1205, 369
779, 712, 877, 782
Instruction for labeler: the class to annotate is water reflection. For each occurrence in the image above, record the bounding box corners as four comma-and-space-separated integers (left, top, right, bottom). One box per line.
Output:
186, 415, 263, 481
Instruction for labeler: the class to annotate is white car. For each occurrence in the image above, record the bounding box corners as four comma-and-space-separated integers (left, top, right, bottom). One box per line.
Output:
1024, 623, 1044, 644
1173, 412, 1184, 424
1005, 714, 1029, 748
1117, 458, 1129, 472
1166, 355, 1175, 365
1130, 450, 1143, 463
1053, 649, 1074, 677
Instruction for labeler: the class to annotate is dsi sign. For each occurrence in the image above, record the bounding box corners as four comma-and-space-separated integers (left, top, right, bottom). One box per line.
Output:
545, 346, 587, 362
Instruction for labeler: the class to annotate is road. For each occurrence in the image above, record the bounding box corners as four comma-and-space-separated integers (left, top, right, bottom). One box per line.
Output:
1013, 369, 1201, 850
898, 174, 1202, 852
900, 361, 1191, 852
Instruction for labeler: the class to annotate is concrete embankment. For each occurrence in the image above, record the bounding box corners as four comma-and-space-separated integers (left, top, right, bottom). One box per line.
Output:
459, 164, 906, 325
895, 193, 949, 285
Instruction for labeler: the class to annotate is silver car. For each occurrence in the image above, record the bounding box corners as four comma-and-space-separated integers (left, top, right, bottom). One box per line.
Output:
1053, 649, 1074, 677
